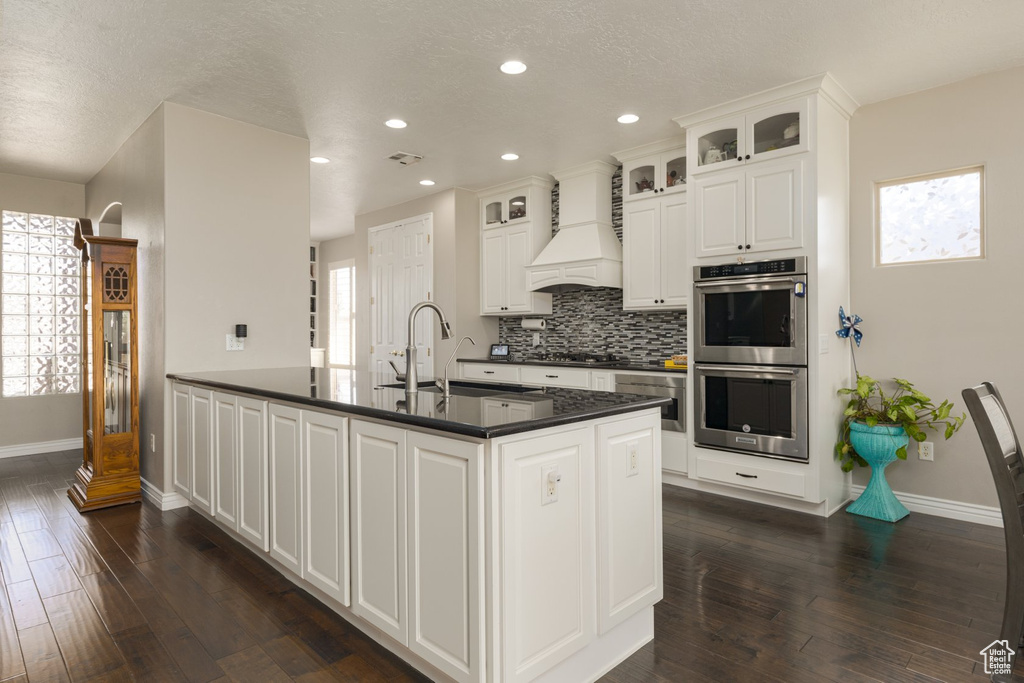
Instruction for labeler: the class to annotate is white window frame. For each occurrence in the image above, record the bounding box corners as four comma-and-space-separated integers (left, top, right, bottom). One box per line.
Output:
328, 259, 356, 369
875, 165, 985, 267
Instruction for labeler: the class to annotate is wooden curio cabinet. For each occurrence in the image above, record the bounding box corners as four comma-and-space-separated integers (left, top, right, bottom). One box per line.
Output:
68, 221, 142, 511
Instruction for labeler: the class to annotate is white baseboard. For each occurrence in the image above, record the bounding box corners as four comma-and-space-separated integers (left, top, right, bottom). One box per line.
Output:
140, 478, 189, 511
850, 484, 1003, 527
0, 438, 81, 459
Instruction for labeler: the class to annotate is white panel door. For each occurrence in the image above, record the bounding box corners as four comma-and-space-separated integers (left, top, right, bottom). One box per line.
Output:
171, 382, 191, 498
480, 231, 506, 314
596, 413, 662, 634
746, 157, 804, 254
622, 199, 661, 309
504, 226, 533, 313
302, 410, 350, 606
351, 420, 408, 645
189, 387, 214, 515
499, 427, 595, 683
213, 393, 238, 529
237, 396, 269, 551
370, 215, 434, 383
408, 432, 484, 683
693, 170, 745, 258
660, 195, 689, 308
269, 404, 303, 575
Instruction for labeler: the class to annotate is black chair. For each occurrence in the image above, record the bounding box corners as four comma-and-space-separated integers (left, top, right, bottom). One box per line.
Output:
963, 382, 1024, 680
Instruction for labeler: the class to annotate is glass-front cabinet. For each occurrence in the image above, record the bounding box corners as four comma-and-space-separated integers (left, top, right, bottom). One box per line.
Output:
68, 223, 142, 512
686, 97, 809, 177
619, 142, 688, 202
481, 191, 530, 228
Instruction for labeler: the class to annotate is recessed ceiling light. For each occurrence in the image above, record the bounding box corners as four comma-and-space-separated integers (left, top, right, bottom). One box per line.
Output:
617, 114, 640, 124
501, 153, 519, 161
419, 179, 435, 186
385, 119, 407, 129
500, 61, 527, 75
310, 156, 330, 164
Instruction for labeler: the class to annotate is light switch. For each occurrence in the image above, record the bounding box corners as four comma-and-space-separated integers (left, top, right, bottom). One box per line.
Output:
819, 334, 829, 354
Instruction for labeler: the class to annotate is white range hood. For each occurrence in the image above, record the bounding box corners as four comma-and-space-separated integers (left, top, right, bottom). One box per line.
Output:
526, 160, 622, 293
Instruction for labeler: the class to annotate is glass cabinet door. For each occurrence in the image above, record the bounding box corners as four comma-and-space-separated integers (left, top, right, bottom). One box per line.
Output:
692, 116, 745, 173
748, 98, 809, 162
102, 310, 131, 435
506, 194, 528, 223
624, 156, 659, 201
663, 151, 687, 192
483, 200, 504, 227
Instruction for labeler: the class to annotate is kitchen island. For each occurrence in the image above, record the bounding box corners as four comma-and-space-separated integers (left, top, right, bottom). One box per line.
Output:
167, 367, 668, 683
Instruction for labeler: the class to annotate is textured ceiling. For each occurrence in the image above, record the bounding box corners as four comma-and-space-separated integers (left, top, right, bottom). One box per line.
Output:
2, 1, 1023, 239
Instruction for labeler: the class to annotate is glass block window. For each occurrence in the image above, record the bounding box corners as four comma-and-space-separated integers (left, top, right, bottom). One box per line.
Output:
2, 211, 81, 397
876, 166, 984, 265
329, 260, 356, 369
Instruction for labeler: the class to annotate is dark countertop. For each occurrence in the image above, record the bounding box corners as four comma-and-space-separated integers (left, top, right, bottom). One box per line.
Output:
457, 357, 688, 374
166, 367, 670, 439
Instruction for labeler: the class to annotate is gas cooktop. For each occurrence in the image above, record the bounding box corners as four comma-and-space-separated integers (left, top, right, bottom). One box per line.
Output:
530, 353, 625, 367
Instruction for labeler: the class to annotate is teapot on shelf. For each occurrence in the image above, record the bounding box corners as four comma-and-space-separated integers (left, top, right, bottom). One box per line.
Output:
635, 177, 654, 193
703, 145, 725, 165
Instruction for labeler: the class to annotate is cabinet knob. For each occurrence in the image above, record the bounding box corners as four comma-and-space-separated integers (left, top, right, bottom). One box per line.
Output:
746, 244, 751, 250
737, 245, 743, 250
745, 154, 751, 160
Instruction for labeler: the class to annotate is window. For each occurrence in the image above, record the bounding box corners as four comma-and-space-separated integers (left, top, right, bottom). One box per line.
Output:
329, 260, 356, 368
1, 211, 81, 397
876, 166, 984, 265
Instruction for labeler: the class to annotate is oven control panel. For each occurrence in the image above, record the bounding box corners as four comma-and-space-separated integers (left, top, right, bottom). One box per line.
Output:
696, 256, 806, 281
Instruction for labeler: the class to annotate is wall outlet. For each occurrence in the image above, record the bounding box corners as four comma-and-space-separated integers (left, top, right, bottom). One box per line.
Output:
149, 433, 156, 452
918, 441, 934, 461
226, 334, 245, 351
627, 440, 640, 477
541, 464, 560, 505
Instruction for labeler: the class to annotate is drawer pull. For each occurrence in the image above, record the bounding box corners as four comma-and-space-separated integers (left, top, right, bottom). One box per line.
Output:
484, 371, 495, 375
545, 374, 559, 378
735, 472, 758, 479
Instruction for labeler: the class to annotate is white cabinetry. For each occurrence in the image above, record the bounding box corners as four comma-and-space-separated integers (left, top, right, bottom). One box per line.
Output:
617, 140, 687, 202
237, 396, 269, 551
189, 387, 214, 515
351, 420, 484, 682
213, 392, 238, 527
497, 426, 595, 683
692, 156, 804, 258
269, 403, 303, 575
596, 413, 662, 633
622, 193, 688, 309
302, 410, 350, 606
479, 177, 553, 316
590, 371, 615, 392
172, 382, 191, 498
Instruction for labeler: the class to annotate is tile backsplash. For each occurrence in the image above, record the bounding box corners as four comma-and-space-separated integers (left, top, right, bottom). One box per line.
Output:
498, 167, 688, 364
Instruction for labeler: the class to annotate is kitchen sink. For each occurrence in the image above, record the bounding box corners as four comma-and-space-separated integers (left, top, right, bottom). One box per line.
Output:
377, 380, 542, 398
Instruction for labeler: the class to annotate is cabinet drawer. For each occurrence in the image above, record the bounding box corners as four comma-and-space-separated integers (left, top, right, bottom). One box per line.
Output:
462, 363, 521, 383
696, 456, 805, 498
520, 366, 590, 389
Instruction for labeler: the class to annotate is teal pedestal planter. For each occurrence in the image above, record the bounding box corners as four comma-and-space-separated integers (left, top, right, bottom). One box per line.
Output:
846, 422, 910, 523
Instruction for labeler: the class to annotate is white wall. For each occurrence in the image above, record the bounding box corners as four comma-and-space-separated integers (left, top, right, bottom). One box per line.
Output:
85, 105, 166, 486
162, 103, 310, 373
849, 66, 1024, 507
0, 172, 85, 448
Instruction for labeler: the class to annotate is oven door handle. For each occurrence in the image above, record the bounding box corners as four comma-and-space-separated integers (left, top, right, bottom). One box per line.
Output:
697, 364, 799, 375
694, 275, 804, 289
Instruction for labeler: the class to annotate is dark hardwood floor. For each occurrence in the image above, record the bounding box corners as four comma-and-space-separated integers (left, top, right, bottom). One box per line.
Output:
0, 449, 1018, 682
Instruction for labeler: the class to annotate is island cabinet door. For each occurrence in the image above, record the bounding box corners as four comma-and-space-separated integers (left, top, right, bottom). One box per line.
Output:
269, 404, 303, 575
171, 383, 191, 498
351, 420, 408, 645
213, 393, 238, 529
189, 387, 215, 516
237, 396, 269, 552
498, 426, 596, 683
407, 432, 484, 683
596, 412, 663, 634
301, 410, 349, 606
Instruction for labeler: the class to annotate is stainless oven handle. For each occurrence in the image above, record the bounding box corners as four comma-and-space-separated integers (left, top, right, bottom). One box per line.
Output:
697, 364, 799, 375
694, 275, 803, 289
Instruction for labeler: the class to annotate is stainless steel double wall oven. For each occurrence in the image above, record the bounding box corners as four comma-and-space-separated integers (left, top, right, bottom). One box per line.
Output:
692, 257, 809, 461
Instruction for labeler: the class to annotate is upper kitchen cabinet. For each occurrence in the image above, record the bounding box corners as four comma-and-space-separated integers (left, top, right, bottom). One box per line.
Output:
615, 137, 688, 202
675, 75, 857, 259
682, 97, 809, 177
478, 177, 553, 316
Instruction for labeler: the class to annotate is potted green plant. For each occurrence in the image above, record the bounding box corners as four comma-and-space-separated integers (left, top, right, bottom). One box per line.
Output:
834, 308, 965, 522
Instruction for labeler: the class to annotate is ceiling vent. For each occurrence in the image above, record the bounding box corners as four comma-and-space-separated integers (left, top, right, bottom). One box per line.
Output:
387, 151, 423, 166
